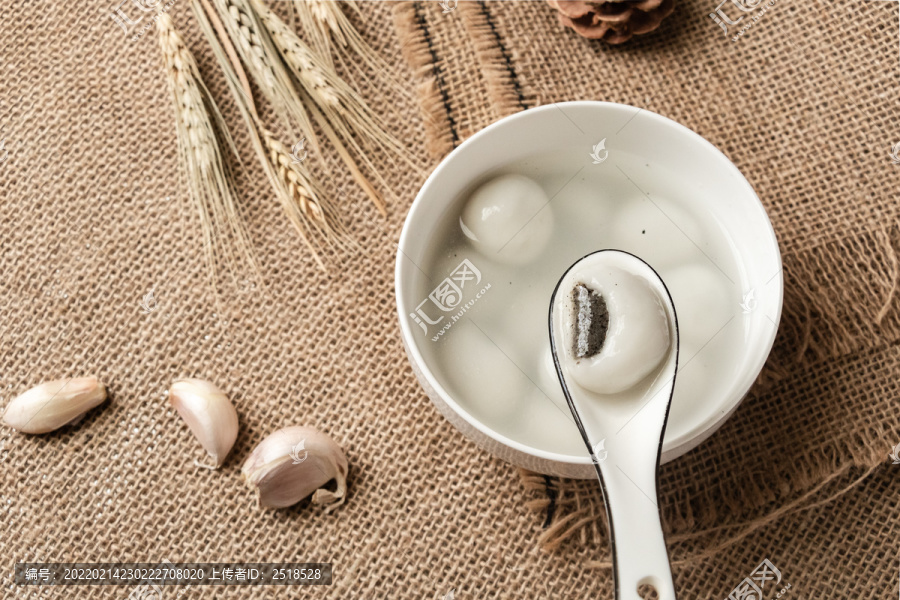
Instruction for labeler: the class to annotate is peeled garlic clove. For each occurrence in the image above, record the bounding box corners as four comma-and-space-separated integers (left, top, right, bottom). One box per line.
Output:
242, 425, 348, 511
2, 377, 107, 434
169, 379, 238, 469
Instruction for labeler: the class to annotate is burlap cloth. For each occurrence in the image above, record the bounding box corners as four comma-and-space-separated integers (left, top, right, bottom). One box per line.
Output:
1, 1, 898, 598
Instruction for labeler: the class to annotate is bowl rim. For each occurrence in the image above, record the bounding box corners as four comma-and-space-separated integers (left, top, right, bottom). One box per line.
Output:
395, 100, 783, 467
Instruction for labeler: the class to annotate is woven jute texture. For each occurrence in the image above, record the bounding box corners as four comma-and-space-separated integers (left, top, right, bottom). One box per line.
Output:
0, 0, 898, 598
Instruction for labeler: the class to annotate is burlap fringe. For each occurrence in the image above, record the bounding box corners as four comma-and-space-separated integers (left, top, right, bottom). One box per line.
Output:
520, 384, 891, 553
459, 1, 530, 118
759, 224, 900, 387
521, 461, 882, 563
393, 1, 458, 159
597, 463, 879, 568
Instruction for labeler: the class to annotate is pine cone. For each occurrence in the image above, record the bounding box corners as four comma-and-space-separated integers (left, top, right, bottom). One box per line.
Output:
547, 0, 675, 44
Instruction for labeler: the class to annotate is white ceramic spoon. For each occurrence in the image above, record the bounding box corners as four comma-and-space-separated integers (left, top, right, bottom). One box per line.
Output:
549, 249, 679, 600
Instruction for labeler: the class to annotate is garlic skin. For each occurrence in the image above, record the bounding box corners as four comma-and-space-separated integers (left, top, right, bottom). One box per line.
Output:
242, 426, 348, 511
169, 379, 238, 469
2, 377, 107, 434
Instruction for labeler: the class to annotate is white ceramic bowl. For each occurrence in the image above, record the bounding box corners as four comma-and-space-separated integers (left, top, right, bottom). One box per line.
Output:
395, 101, 782, 478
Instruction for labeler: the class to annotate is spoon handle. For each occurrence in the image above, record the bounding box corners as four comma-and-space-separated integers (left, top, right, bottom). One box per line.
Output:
598, 460, 675, 600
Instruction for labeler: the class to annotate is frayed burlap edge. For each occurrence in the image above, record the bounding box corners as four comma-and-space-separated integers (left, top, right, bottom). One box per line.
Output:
393, 1, 459, 159
629, 463, 875, 569
764, 224, 900, 383
520, 457, 885, 559
459, 1, 532, 117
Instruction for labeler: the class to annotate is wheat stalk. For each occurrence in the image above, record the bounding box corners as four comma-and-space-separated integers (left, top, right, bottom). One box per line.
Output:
194, 0, 351, 269
156, 10, 255, 286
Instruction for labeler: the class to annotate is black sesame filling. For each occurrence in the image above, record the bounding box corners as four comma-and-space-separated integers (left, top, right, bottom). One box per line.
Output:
572, 283, 609, 359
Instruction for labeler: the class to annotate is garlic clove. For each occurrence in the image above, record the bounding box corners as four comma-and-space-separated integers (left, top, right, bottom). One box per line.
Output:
241, 425, 348, 511
2, 377, 107, 434
169, 379, 239, 469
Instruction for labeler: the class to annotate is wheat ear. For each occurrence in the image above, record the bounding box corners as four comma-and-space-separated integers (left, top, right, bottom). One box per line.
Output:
292, 0, 341, 69
256, 0, 412, 161
254, 0, 419, 209
211, 0, 318, 150
262, 128, 353, 255
293, 0, 392, 82
194, 0, 351, 269
292, 0, 445, 143
156, 10, 255, 285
